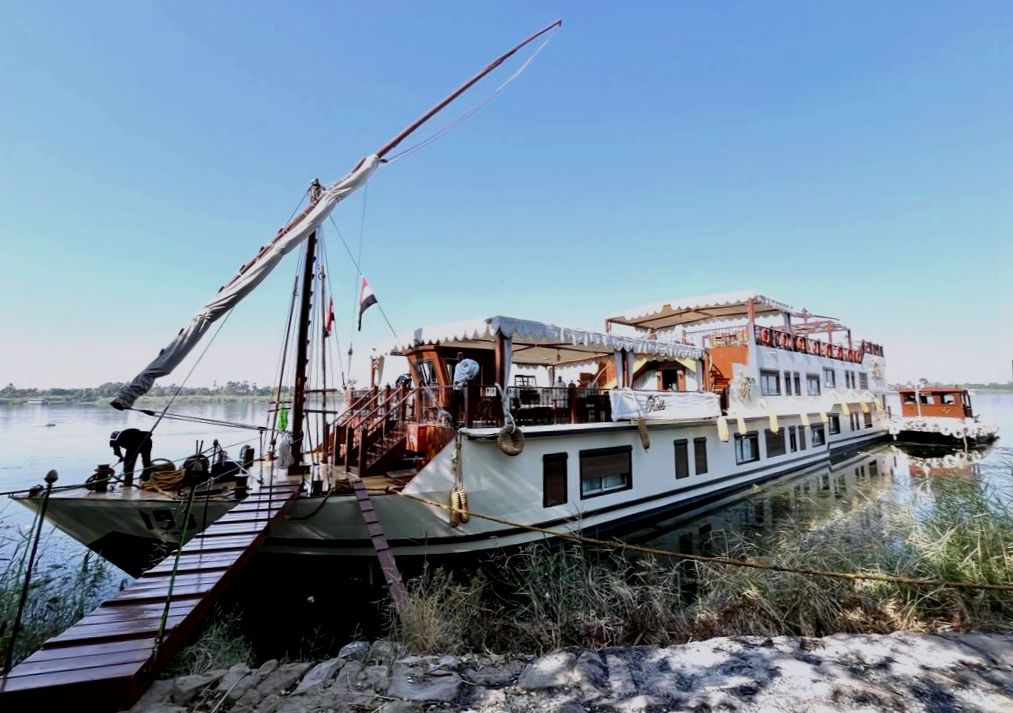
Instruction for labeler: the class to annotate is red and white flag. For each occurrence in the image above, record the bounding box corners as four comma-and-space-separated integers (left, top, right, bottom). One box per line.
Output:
357, 277, 377, 331
323, 298, 335, 337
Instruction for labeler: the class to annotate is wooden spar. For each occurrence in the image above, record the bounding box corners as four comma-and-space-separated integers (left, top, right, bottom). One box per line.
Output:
375, 19, 563, 159
224, 20, 562, 289
290, 180, 324, 475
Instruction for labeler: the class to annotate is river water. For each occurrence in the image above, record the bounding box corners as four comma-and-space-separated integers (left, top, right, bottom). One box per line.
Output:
1, 394, 1011, 654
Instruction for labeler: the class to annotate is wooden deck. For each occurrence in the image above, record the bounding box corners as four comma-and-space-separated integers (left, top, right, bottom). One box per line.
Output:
0, 481, 301, 712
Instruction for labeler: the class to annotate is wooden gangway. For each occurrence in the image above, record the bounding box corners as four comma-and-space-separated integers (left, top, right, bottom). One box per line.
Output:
0, 481, 301, 712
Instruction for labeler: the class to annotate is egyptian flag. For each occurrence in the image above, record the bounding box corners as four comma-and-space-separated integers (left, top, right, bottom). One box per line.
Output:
357, 277, 377, 331
323, 298, 335, 337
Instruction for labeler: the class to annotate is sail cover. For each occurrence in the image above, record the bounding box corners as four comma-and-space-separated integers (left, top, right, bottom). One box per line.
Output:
111, 154, 381, 410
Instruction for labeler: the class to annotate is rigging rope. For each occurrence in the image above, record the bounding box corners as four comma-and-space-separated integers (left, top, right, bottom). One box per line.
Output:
394, 490, 1013, 594
384, 32, 557, 164
327, 215, 400, 340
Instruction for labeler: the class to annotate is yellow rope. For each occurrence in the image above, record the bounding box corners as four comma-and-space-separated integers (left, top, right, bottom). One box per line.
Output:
394, 491, 1013, 593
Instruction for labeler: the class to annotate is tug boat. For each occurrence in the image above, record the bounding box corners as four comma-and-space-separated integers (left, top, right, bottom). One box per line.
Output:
888, 384, 999, 446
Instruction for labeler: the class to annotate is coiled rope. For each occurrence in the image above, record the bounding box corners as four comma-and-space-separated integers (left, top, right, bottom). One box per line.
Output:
394, 491, 1013, 593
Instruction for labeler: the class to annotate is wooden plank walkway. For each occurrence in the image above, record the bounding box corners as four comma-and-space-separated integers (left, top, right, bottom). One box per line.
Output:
349, 476, 408, 607
0, 481, 301, 712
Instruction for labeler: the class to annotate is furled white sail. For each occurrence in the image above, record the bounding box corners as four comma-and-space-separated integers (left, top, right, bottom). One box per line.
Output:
111, 155, 381, 410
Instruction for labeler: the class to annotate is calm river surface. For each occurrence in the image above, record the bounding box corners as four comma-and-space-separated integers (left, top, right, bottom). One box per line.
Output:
1, 394, 1011, 652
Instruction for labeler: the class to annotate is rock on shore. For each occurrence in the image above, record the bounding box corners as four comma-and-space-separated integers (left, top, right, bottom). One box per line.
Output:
126, 632, 1013, 713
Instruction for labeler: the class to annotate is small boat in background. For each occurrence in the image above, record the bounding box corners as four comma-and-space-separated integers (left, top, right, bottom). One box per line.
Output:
889, 384, 999, 446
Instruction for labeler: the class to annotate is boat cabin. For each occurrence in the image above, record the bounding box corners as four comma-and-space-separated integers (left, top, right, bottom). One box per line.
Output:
897, 385, 975, 420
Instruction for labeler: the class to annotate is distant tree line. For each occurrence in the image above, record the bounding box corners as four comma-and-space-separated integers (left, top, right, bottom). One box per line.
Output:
0, 381, 293, 404
888, 381, 1013, 392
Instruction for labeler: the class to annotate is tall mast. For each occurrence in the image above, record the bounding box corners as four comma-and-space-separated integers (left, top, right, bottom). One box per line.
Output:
289, 179, 323, 475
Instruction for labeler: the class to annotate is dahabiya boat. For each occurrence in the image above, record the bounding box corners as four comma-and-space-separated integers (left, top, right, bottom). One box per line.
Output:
14, 20, 917, 579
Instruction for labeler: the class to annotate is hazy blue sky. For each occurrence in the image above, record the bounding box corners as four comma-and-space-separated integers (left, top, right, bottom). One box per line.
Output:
1, 2, 1009, 388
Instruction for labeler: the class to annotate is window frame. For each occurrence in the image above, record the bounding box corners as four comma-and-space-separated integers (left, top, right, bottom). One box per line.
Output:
579, 445, 633, 499
811, 425, 826, 447
765, 428, 786, 457
822, 368, 836, 388
674, 439, 690, 479
734, 432, 760, 465
783, 370, 793, 395
858, 372, 869, 390
863, 411, 873, 429
542, 453, 568, 508
807, 374, 822, 396
759, 370, 781, 396
693, 437, 708, 475
788, 425, 798, 452
828, 414, 841, 435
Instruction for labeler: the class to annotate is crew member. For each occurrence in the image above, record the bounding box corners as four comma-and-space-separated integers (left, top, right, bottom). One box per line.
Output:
109, 428, 154, 485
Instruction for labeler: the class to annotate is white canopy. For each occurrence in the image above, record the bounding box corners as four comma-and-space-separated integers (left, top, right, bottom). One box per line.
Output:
388, 316, 705, 366
607, 291, 794, 331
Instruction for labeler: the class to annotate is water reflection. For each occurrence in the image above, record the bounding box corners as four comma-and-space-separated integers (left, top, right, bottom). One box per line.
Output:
631, 439, 1009, 561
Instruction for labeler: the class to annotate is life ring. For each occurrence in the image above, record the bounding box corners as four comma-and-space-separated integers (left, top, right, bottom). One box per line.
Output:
497, 425, 524, 456
794, 335, 806, 352
939, 424, 953, 437
779, 332, 791, 349
758, 328, 771, 346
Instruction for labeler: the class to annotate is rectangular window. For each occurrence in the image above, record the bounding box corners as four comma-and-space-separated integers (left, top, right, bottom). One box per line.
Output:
864, 412, 873, 428
811, 425, 826, 446
870, 461, 879, 477
694, 437, 708, 475
674, 439, 689, 479
794, 373, 801, 395
940, 393, 956, 405
789, 425, 798, 452
765, 428, 786, 457
579, 446, 632, 498
823, 368, 836, 388
783, 371, 793, 395
542, 453, 568, 508
807, 374, 821, 396
828, 414, 841, 435
734, 432, 760, 464
859, 372, 868, 390
760, 370, 781, 396
799, 426, 807, 450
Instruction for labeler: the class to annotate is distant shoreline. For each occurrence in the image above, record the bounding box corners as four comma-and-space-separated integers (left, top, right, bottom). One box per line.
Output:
0, 394, 283, 406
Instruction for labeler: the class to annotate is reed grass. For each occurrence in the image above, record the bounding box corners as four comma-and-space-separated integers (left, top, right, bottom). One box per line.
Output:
0, 515, 110, 670
389, 464, 1013, 653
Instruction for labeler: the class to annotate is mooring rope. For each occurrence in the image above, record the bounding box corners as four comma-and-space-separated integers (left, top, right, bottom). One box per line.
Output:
394, 491, 1013, 593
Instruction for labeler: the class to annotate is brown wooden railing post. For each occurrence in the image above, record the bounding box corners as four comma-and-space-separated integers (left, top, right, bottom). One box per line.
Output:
568, 383, 577, 424
358, 425, 367, 475
344, 428, 354, 473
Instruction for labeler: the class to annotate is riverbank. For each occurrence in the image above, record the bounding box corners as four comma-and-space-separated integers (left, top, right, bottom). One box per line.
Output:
127, 632, 1013, 712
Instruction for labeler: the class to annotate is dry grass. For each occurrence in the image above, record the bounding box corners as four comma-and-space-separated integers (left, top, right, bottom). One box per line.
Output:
389, 465, 1013, 653
168, 607, 253, 675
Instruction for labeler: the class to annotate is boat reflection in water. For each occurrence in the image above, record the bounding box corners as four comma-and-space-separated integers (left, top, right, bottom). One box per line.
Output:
626, 442, 999, 559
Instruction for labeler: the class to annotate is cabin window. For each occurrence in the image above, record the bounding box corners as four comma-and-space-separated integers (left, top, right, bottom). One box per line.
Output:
828, 414, 841, 435
870, 461, 878, 477
734, 432, 760, 464
919, 393, 933, 405
760, 370, 781, 396
807, 374, 821, 396
674, 440, 689, 479
783, 371, 793, 395
811, 425, 826, 446
799, 426, 807, 450
940, 393, 956, 405
903, 393, 917, 404
788, 426, 798, 452
850, 413, 859, 430
542, 453, 568, 507
515, 374, 536, 387
823, 368, 836, 388
414, 359, 438, 385
864, 412, 873, 428
694, 437, 708, 475
579, 446, 632, 498
765, 428, 786, 457
859, 372, 869, 390
794, 373, 802, 395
